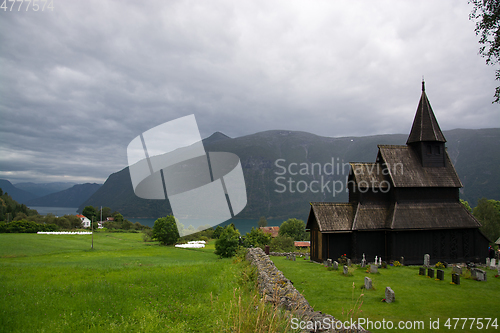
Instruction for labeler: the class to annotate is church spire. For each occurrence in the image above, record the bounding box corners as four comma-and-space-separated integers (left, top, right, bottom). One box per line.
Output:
406, 81, 446, 145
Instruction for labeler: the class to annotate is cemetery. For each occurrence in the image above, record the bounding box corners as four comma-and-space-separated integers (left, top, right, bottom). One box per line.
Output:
270, 251, 499, 332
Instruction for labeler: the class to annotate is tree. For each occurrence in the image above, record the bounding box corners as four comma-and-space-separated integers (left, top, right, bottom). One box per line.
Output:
245, 227, 272, 248
82, 206, 97, 223
278, 218, 307, 241
257, 216, 268, 228
460, 199, 472, 213
213, 225, 224, 239
215, 224, 241, 258
470, 0, 500, 103
113, 212, 124, 223
473, 198, 500, 242
152, 216, 180, 245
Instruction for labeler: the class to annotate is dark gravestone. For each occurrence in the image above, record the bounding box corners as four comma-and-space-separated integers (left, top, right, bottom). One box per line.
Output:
452, 273, 460, 285
427, 268, 434, 278
419, 267, 425, 275
265, 245, 270, 255
437, 269, 444, 280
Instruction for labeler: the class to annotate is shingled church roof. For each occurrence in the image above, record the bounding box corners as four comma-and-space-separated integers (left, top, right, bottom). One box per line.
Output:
406, 81, 446, 144
377, 145, 462, 188
308, 202, 481, 232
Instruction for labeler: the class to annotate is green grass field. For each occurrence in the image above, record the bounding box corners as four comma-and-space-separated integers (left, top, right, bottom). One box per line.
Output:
0, 233, 294, 333
272, 256, 500, 333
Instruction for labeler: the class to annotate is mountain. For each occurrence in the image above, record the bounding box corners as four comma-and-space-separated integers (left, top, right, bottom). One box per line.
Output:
79, 128, 500, 220
26, 183, 102, 207
14, 182, 76, 197
0, 179, 38, 204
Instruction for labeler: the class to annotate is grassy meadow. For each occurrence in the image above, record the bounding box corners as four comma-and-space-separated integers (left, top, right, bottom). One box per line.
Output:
272, 256, 500, 333
0, 233, 292, 333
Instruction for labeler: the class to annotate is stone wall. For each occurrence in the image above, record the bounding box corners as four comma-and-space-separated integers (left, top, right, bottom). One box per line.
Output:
246, 248, 368, 332
269, 251, 307, 257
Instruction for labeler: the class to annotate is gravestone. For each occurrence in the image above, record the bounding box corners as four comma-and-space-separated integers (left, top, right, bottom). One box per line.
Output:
323, 260, 328, 267
486, 258, 490, 267
347, 259, 352, 267
490, 258, 496, 268
370, 265, 378, 274
471, 268, 477, 279
400, 256, 405, 266
343, 265, 349, 275
364, 277, 372, 290
305, 253, 309, 260
452, 266, 462, 275
333, 261, 339, 270
327, 259, 332, 267
424, 254, 430, 267
265, 245, 270, 255
427, 268, 434, 279
375, 256, 378, 265
437, 269, 444, 280
292, 254, 296, 261
361, 258, 367, 268
452, 273, 460, 285
476, 269, 487, 281
378, 257, 382, 266
419, 267, 425, 275
385, 287, 395, 303
497, 266, 500, 276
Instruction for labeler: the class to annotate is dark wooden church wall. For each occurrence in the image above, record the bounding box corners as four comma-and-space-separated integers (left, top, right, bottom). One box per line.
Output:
390, 229, 489, 265
354, 231, 386, 263
395, 188, 458, 203
324, 233, 351, 262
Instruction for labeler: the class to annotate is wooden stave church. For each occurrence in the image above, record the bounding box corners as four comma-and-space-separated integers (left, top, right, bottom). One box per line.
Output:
306, 83, 490, 265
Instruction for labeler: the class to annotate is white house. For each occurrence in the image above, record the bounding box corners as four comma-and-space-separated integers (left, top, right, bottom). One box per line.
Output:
76, 214, 91, 228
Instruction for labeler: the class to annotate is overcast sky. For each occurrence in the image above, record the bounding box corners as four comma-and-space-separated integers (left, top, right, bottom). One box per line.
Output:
1, 0, 498, 185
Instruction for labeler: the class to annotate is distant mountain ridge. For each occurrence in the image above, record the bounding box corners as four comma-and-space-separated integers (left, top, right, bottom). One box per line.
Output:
14, 182, 76, 197
79, 128, 500, 220
26, 183, 102, 207
0, 179, 38, 203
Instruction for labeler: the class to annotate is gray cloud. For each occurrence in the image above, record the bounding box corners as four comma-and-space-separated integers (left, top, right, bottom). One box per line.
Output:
0, 0, 498, 184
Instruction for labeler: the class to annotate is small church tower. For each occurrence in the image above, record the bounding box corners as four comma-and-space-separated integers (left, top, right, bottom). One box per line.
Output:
406, 81, 447, 167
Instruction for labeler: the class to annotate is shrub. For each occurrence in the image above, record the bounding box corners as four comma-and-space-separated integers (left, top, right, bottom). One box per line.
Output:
435, 262, 445, 269
269, 235, 294, 252
142, 229, 154, 242
215, 225, 241, 258
152, 216, 179, 245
